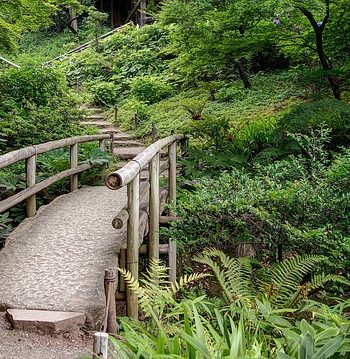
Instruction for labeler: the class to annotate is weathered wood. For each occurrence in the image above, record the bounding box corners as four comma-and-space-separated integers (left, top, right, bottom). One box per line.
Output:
0, 134, 109, 170
168, 240, 177, 283
127, 175, 139, 320
106, 134, 185, 190
110, 132, 115, 156
0, 56, 21, 69
0, 164, 92, 214
139, 244, 169, 256
26, 155, 36, 217
149, 153, 160, 260
103, 269, 118, 334
99, 139, 106, 152
70, 143, 79, 192
159, 216, 182, 225
93, 332, 108, 359
119, 249, 127, 292
168, 142, 177, 217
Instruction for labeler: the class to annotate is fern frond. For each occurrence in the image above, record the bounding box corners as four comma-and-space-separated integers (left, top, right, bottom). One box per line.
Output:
171, 272, 209, 295
195, 248, 254, 304
309, 273, 350, 291
267, 255, 326, 307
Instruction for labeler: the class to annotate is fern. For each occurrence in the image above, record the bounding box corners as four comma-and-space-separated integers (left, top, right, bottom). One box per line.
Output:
195, 248, 254, 305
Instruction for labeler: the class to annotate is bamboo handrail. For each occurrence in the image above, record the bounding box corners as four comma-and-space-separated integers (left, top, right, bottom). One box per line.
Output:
0, 134, 110, 169
0, 133, 113, 216
106, 134, 185, 190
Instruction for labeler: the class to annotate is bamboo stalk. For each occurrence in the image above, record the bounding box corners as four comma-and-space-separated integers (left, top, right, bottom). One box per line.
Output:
93, 332, 108, 358
26, 155, 36, 217
126, 174, 140, 320
149, 153, 160, 260
168, 240, 177, 283
106, 134, 185, 190
168, 142, 177, 217
103, 269, 118, 334
70, 143, 79, 192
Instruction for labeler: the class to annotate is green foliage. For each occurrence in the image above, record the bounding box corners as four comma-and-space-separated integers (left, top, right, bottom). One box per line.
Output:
0, 66, 84, 151
111, 257, 350, 358
130, 75, 173, 104
90, 81, 117, 106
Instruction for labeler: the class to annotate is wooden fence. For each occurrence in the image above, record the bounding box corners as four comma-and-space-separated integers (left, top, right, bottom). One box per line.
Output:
0, 134, 113, 217
105, 134, 186, 320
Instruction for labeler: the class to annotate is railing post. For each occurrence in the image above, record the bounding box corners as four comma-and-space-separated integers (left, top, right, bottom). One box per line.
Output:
102, 269, 118, 334
127, 174, 140, 320
168, 141, 177, 217
70, 143, 79, 192
93, 332, 108, 359
99, 139, 106, 152
110, 132, 115, 156
149, 153, 160, 260
26, 155, 36, 217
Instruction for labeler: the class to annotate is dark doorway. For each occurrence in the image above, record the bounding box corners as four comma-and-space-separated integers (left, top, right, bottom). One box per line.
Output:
96, 0, 133, 28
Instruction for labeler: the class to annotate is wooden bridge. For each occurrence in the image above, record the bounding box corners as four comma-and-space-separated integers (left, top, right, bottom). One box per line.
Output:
0, 132, 186, 333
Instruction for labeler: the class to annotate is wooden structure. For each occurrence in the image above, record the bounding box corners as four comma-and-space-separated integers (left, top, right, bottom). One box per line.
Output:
0, 134, 113, 217
106, 134, 185, 319
96, 0, 148, 28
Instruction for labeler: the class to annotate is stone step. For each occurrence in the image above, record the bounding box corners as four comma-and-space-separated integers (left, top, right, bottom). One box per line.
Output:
114, 140, 144, 147
81, 121, 111, 129
113, 146, 146, 160
113, 133, 132, 141
85, 114, 104, 120
101, 128, 119, 134
86, 108, 103, 113
6, 309, 85, 336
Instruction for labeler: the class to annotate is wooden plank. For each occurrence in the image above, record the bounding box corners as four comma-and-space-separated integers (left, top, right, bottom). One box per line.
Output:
106, 134, 185, 190
0, 134, 109, 169
70, 143, 79, 192
149, 153, 160, 260
168, 142, 177, 217
159, 216, 182, 224
126, 175, 139, 320
0, 164, 92, 214
26, 155, 36, 217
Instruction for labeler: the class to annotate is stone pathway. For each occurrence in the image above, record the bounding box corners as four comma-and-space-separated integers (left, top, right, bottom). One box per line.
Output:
0, 186, 127, 328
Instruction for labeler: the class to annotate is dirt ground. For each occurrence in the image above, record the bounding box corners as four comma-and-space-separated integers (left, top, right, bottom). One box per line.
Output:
0, 312, 92, 359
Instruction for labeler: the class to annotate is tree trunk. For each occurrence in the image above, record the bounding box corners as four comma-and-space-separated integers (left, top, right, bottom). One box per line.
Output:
235, 59, 251, 89
69, 8, 78, 33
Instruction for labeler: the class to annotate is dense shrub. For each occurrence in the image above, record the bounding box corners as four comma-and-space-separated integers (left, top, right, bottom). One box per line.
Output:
130, 75, 173, 104
90, 81, 117, 106
0, 66, 84, 152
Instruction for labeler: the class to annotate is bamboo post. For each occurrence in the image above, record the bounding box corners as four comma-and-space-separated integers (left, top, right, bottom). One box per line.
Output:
26, 155, 36, 217
168, 240, 177, 283
168, 142, 177, 217
103, 269, 119, 334
70, 143, 79, 192
119, 249, 126, 292
93, 332, 108, 359
99, 139, 106, 152
127, 174, 140, 320
149, 153, 160, 260
110, 132, 115, 156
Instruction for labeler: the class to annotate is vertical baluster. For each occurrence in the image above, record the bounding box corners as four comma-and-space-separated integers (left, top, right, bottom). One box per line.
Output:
168, 142, 177, 217
99, 139, 106, 152
127, 174, 140, 320
149, 153, 160, 260
70, 143, 79, 192
26, 155, 36, 217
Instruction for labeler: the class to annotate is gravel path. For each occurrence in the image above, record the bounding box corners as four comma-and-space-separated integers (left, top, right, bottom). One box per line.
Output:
0, 186, 127, 328
0, 312, 92, 359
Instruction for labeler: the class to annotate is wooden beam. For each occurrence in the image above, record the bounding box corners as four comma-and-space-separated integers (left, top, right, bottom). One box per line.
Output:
106, 134, 185, 190
126, 174, 139, 320
168, 142, 177, 217
0, 56, 21, 69
70, 143, 79, 192
0, 134, 109, 170
149, 153, 160, 260
26, 155, 36, 217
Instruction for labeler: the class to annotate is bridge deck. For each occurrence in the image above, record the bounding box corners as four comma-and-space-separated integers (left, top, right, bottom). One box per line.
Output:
0, 186, 127, 328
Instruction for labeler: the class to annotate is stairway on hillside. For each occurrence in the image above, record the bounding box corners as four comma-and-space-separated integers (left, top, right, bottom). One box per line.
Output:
81, 107, 148, 160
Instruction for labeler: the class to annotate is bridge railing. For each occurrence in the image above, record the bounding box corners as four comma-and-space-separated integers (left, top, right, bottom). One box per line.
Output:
105, 134, 186, 320
0, 134, 113, 217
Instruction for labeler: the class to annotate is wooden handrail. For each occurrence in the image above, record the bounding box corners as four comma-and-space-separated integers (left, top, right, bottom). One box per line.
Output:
105, 133, 186, 320
105, 134, 185, 190
0, 134, 110, 169
0, 133, 113, 216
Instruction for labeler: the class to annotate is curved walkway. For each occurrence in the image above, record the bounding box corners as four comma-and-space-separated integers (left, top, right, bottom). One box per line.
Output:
0, 186, 127, 328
